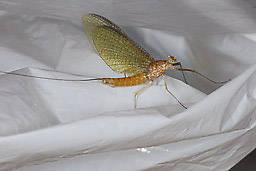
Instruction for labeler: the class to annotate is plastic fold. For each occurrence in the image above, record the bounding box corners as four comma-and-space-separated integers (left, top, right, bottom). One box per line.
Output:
0, 0, 255, 170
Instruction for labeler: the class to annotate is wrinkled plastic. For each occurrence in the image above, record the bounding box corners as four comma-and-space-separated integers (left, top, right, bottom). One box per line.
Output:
0, 1, 256, 170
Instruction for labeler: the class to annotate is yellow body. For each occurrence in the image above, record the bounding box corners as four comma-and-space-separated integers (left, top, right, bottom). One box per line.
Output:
102, 73, 148, 87
102, 60, 173, 87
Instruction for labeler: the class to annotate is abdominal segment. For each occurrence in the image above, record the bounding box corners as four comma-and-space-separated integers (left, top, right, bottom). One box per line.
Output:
102, 73, 148, 87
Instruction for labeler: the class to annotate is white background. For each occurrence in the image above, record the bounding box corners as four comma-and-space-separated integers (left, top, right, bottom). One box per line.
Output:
0, 0, 255, 170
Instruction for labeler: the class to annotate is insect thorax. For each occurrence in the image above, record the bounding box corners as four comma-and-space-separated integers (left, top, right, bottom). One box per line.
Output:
146, 60, 168, 81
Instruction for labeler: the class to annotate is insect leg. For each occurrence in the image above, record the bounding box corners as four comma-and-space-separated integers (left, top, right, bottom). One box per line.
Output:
177, 62, 187, 84
134, 82, 152, 108
173, 62, 187, 84
163, 76, 187, 109
155, 78, 160, 85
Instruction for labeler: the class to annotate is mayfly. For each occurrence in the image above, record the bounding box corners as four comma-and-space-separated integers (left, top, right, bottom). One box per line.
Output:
0, 14, 229, 109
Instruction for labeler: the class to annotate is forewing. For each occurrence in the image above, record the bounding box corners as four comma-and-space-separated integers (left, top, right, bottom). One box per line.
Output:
82, 14, 154, 75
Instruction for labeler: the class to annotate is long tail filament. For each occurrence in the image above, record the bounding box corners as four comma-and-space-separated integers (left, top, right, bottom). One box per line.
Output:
0, 70, 102, 82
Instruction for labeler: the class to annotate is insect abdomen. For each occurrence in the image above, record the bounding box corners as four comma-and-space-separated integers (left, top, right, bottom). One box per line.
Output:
102, 73, 148, 87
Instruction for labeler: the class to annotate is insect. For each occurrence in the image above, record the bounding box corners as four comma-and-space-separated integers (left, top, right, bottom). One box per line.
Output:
0, 14, 229, 109
81, 14, 230, 108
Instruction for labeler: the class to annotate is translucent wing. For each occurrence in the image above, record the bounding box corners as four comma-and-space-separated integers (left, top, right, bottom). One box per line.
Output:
82, 14, 154, 76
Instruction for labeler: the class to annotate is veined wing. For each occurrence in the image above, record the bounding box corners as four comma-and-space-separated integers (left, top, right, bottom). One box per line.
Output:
82, 14, 154, 76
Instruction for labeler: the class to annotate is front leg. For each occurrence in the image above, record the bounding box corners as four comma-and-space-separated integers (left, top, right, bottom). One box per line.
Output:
163, 76, 187, 109
173, 62, 188, 84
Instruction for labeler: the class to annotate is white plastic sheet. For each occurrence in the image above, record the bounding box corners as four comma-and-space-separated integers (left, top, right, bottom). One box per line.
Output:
0, 0, 256, 170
